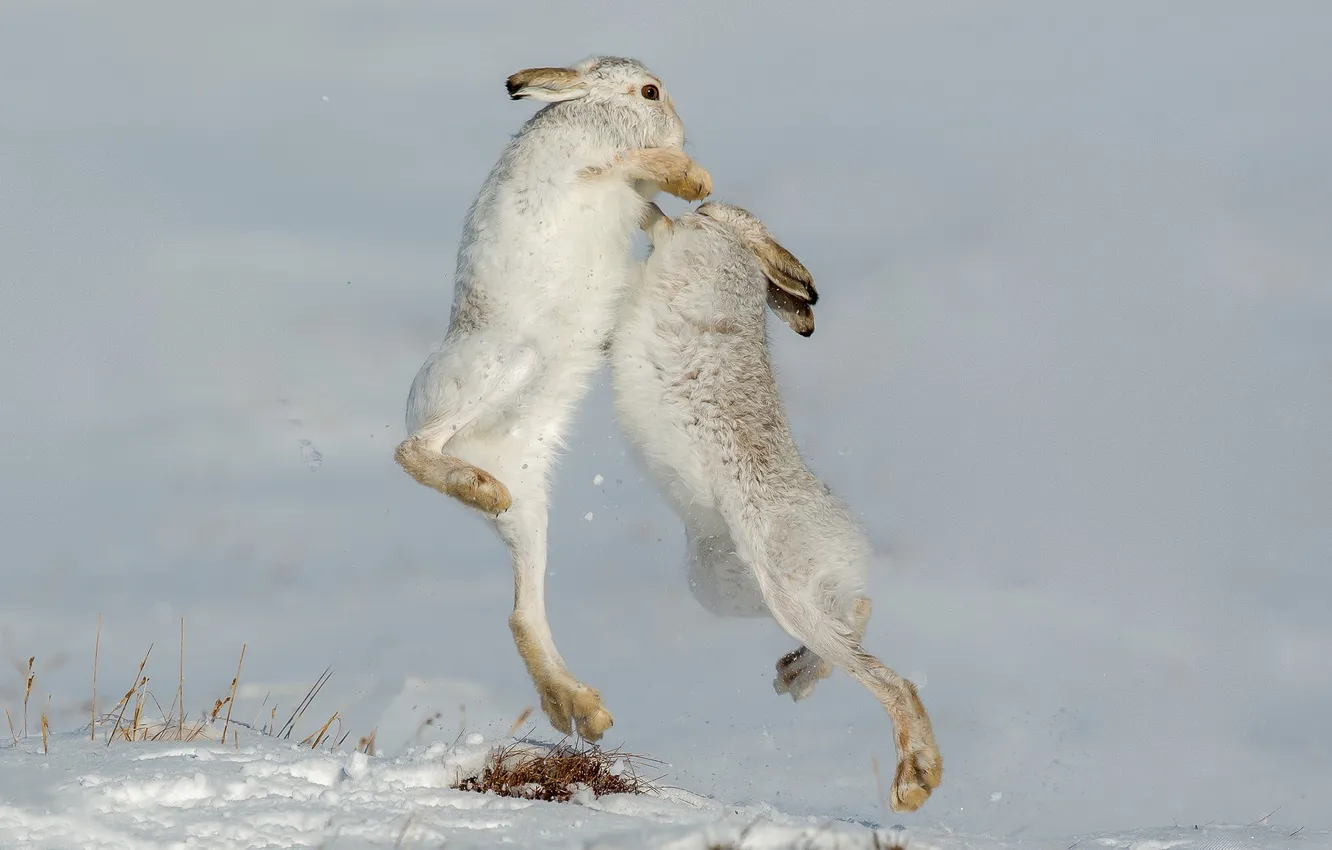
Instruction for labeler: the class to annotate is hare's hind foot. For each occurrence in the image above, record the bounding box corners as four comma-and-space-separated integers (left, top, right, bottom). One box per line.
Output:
773, 646, 832, 701
775, 652, 944, 814
887, 678, 942, 812
394, 437, 512, 516
892, 744, 942, 812
536, 676, 614, 742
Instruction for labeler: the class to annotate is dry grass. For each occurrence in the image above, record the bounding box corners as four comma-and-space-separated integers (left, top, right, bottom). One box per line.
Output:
176, 617, 184, 740
356, 729, 378, 756
872, 754, 888, 815
218, 643, 245, 745
105, 643, 153, 745
23, 656, 34, 737
90, 614, 101, 742
506, 706, 533, 736
456, 739, 661, 803
2, 617, 357, 751
274, 666, 333, 740
104, 641, 342, 748
101, 638, 219, 744
298, 709, 346, 750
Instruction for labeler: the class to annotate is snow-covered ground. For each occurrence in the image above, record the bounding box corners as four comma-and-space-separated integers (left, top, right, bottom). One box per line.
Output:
3, 1, 1331, 848
2, 729, 1325, 849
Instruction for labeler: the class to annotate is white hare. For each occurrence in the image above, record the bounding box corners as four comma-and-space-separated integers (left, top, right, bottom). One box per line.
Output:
395, 56, 712, 742
610, 201, 942, 812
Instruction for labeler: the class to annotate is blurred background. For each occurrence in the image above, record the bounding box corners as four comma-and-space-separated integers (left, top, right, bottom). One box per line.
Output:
1, 0, 1329, 839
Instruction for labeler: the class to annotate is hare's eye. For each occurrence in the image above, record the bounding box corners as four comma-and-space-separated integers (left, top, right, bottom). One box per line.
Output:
640, 84, 660, 101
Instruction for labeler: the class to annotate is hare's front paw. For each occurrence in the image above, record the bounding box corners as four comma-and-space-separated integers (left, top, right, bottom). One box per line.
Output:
773, 645, 833, 701
394, 437, 512, 516
536, 676, 614, 742
661, 155, 712, 202
627, 148, 713, 201
668, 157, 712, 201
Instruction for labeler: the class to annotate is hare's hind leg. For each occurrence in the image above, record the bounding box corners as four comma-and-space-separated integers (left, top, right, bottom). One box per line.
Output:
774, 596, 871, 701
757, 576, 941, 812
495, 445, 614, 743
853, 656, 941, 813
396, 341, 541, 516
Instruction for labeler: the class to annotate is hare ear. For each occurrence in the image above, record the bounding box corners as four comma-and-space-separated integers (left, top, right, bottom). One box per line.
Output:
753, 236, 818, 336
752, 238, 818, 307
506, 68, 589, 102
696, 202, 818, 336
766, 285, 816, 337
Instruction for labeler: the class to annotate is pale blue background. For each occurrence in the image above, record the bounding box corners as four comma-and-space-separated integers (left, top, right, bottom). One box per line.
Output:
2, 1, 1329, 837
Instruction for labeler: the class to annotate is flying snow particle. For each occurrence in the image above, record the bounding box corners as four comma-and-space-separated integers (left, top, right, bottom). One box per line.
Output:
584, 512, 594, 522
592, 474, 604, 486
299, 439, 323, 470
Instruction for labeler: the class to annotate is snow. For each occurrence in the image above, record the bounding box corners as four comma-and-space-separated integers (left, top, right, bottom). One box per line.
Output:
3, 2, 1332, 849
2, 731, 1324, 849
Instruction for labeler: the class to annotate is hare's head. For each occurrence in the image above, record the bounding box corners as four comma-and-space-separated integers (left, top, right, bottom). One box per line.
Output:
506, 56, 686, 150
695, 202, 819, 337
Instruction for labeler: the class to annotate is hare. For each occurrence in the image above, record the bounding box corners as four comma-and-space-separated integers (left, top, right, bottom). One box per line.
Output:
609, 201, 942, 812
395, 56, 712, 743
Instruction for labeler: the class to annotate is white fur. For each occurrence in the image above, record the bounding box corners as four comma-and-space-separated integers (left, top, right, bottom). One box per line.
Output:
399, 56, 704, 742
610, 201, 942, 811
611, 202, 865, 676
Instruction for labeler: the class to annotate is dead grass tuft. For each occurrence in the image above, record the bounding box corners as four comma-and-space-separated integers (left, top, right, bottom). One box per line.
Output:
81, 620, 352, 749
456, 739, 661, 803
3, 619, 357, 753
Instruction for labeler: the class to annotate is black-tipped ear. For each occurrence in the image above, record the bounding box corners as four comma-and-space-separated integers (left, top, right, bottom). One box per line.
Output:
754, 240, 818, 306
505, 68, 589, 102
767, 285, 816, 337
